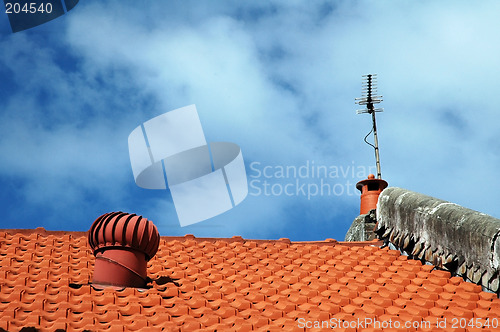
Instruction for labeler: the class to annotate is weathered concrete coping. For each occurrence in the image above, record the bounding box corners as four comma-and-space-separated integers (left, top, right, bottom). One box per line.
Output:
376, 187, 500, 292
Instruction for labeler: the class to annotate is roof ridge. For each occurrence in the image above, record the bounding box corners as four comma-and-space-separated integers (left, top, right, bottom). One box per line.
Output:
0, 228, 381, 246
376, 187, 500, 293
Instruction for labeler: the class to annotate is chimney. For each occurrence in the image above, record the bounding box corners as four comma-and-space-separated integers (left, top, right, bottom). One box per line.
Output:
88, 212, 160, 288
356, 174, 388, 214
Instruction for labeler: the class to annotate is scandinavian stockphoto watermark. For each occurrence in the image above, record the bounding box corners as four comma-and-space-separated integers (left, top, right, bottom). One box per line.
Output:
249, 160, 376, 200
297, 317, 499, 330
297, 317, 433, 330
128, 105, 248, 227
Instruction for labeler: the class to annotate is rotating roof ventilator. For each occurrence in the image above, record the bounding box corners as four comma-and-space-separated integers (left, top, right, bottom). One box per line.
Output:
88, 212, 160, 288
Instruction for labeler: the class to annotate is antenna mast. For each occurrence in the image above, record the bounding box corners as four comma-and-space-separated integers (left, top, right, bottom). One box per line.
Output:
355, 74, 384, 179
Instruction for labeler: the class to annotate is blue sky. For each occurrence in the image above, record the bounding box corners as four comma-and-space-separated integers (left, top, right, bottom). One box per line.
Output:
0, 0, 499, 241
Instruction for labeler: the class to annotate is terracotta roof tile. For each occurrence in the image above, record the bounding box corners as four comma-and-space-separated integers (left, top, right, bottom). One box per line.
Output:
1, 229, 500, 331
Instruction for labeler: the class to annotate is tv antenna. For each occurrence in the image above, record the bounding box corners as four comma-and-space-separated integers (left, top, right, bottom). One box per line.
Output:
355, 74, 383, 179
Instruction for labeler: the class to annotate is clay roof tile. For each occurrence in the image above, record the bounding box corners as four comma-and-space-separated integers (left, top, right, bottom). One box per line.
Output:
2, 228, 500, 330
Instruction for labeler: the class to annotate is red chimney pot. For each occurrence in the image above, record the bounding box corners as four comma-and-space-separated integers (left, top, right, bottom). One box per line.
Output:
356, 174, 388, 215
88, 212, 160, 288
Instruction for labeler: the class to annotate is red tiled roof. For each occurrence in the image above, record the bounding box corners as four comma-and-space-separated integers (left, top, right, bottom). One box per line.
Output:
1, 228, 500, 331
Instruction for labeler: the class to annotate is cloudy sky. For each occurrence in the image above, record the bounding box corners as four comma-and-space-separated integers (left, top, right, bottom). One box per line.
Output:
0, 0, 499, 241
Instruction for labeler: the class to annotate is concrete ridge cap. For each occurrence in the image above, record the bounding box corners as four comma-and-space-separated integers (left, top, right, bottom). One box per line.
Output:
377, 187, 500, 292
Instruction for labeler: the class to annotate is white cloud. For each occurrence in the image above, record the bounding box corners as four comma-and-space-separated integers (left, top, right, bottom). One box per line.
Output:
1, 0, 499, 238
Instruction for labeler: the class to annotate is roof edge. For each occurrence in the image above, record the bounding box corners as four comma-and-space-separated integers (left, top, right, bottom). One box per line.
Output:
0, 228, 381, 247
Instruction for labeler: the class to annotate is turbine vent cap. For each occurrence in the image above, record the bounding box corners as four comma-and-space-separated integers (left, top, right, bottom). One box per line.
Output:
88, 211, 160, 261
88, 212, 160, 288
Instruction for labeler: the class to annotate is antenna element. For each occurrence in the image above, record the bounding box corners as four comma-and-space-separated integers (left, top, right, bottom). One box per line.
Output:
355, 74, 383, 179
